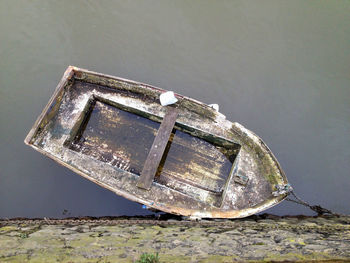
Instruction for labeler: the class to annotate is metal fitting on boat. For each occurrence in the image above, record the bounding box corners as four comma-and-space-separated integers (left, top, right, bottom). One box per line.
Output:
272, 183, 293, 196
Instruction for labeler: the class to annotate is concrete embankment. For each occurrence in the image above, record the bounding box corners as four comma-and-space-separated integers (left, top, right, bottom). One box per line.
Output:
0, 215, 349, 262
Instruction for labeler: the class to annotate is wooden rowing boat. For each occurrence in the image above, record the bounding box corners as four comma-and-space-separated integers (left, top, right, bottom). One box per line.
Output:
25, 66, 290, 219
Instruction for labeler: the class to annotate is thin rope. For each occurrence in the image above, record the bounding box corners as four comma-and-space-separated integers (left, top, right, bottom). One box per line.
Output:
286, 191, 344, 216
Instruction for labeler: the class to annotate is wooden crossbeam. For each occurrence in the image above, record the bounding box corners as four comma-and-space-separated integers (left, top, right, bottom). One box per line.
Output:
137, 107, 179, 190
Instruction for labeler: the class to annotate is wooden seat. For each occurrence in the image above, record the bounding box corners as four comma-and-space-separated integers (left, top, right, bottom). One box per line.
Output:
137, 107, 179, 190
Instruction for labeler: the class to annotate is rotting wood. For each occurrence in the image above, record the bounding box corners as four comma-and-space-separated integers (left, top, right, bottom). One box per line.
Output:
137, 107, 179, 190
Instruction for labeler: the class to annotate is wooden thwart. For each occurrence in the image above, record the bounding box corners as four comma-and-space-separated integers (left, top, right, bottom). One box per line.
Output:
137, 107, 179, 190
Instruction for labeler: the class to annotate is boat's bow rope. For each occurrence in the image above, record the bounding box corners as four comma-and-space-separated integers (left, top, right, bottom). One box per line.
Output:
286, 190, 344, 216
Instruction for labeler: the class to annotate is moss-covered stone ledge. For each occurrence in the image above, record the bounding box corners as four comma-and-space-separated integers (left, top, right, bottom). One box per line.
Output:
0, 215, 349, 262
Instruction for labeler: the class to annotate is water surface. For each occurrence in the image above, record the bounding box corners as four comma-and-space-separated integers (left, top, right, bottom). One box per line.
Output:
1, 1, 349, 218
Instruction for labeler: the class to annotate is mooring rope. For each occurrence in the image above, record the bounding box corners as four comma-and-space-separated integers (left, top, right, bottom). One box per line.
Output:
286, 190, 344, 216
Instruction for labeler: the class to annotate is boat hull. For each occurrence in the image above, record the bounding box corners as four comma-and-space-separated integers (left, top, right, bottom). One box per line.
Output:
25, 66, 289, 218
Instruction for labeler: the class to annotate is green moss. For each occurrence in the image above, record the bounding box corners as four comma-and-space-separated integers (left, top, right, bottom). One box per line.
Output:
0, 220, 348, 263
67, 231, 98, 245
198, 255, 237, 263
179, 99, 216, 120
263, 251, 337, 261
157, 254, 192, 263
0, 226, 17, 233
265, 173, 279, 185
135, 252, 159, 263
187, 235, 203, 242
19, 233, 29, 239
17, 225, 41, 240
1, 254, 28, 262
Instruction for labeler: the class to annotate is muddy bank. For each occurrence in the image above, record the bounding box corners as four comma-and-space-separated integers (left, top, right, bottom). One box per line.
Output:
1, 215, 349, 262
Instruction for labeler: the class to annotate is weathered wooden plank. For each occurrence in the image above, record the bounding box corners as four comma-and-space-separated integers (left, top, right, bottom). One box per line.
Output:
69, 101, 159, 174
137, 108, 179, 190
156, 131, 236, 193
24, 66, 75, 145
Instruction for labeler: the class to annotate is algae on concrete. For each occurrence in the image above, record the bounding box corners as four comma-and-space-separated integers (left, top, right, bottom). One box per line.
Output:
0, 216, 350, 262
